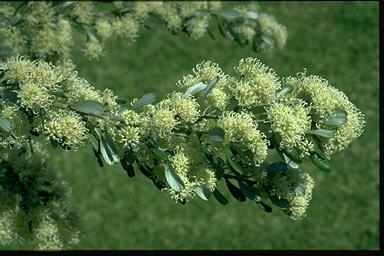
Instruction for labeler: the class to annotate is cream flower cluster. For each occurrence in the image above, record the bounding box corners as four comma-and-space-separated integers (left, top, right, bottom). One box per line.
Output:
0, 1, 287, 60
265, 169, 315, 220
0, 143, 80, 249
285, 74, 365, 158
217, 111, 269, 166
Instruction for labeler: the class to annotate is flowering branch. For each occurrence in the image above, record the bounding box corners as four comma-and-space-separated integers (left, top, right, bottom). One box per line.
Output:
0, 1, 365, 251
0, 1, 287, 60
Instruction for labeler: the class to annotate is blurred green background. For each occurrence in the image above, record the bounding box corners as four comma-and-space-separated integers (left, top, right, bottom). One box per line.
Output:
6, 1, 380, 250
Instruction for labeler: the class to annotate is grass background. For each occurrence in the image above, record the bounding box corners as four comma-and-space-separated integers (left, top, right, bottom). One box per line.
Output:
4, 1, 380, 250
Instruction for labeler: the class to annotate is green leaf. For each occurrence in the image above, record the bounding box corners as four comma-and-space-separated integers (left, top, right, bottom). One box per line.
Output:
269, 195, 289, 209
71, 100, 104, 116
256, 201, 272, 213
104, 131, 119, 156
193, 186, 212, 201
115, 98, 128, 104
238, 181, 261, 202
0, 117, 12, 132
7, 13, 22, 26
150, 147, 168, 161
266, 162, 287, 174
218, 21, 234, 40
121, 151, 135, 177
310, 153, 331, 172
201, 76, 220, 98
324, 109, 347, 126
185, 82, 207, 96
92, 146, 104, 168
294, 185, 305, 196
207, 127, 225, 142
133, 92, 156, 110
307, 129, 336, 138
276, 87, 291, 98
261, 35, 273, 45
276, 146, 302, 166
164, 165, 184, 192
225, 147, 245, 175
282, 152, 299, 169
214, 9, 239, 20
97, 130, 119, 165
213, 188, 228, 205
246, 11, 258, 20
225, 178, 246, 202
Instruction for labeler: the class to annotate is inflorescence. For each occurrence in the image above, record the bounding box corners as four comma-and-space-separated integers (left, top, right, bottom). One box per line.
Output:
0, 1, 287, 60
0, 56, 365, 249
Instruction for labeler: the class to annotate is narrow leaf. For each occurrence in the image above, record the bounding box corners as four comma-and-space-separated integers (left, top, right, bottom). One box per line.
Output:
225, 147, 245, 175
0, 117, 12, 132
261, 35, 273, 45
164, 165, 184, 192
193, 186, 212, 201
133, 92, 156, 110
246, 11, 258, 20
266, 162, 287, 174
92, 146, 104, 168
201, 76, 220, 98
324, 109, 347, 126
150, 147, 168, 160
185, 82, 207, 96
121, 151, 135, 177
207, 127, 225, 142
276, 87, 291, 98
307, 129, 336, 138
256, 201, 272, 213
213, 188, 228, 205
104, 131, 119, 157
214, 9, 239, 20
225, 178, 246, 202
269, 195, 289, 209
116, 98, 128, 104
282, 153, 299, 169
310, 153, 331, 172
121, 161, 135, 177
71, 100, 105, 116
239, 182, 261, 202
294, 185, 305, 196
97, 130, 119, 165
